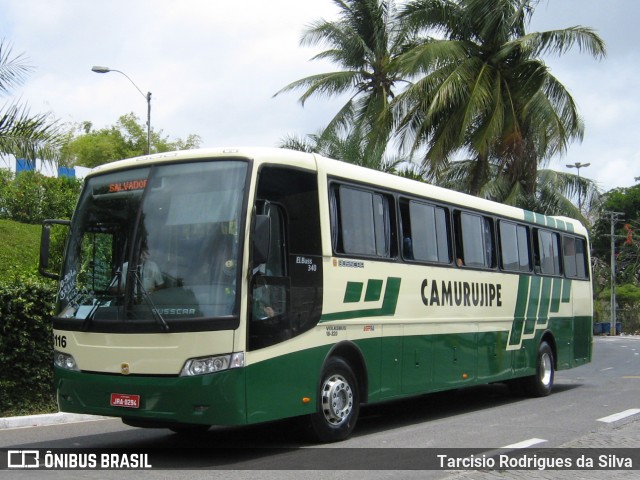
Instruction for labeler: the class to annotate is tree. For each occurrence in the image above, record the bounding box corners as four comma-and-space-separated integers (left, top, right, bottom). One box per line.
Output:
0, 39, 63, 165
592, 183, 640, 284
589, 183, 640, 331
279, 128, 412, 174
275, 0, 413, 158
434, 157, 600, 222
62, 113, 202, 168
396, 0, 605, 200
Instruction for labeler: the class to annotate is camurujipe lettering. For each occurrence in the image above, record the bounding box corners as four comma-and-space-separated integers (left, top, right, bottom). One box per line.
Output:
421, 279, 502, 308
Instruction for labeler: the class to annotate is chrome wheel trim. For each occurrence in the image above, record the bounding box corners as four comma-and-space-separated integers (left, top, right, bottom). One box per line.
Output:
320, 374, 354, 426
539, 352, 553, 387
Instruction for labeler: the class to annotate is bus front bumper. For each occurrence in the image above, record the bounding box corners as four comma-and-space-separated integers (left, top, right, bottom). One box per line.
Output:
55, 367, 247, 426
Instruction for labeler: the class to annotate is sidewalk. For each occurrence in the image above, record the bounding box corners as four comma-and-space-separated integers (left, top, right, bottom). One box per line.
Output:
0, 412, 108, 430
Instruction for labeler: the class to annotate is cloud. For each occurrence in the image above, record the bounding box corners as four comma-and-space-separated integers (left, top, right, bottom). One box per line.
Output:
2, 0, 639, 191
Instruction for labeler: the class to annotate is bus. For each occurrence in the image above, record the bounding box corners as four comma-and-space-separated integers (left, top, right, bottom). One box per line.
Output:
40, 147, 593, 442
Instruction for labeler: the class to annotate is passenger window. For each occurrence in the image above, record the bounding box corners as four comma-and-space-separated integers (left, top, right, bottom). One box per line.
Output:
499, 221, 531, 272
563, 236, 589, 279
535, 229, 561, 276
332, 185, 390, 258
400, 199, 450, 263
575, 238, 588, 279
455, 211, 495, 268
563, 236, 577, 278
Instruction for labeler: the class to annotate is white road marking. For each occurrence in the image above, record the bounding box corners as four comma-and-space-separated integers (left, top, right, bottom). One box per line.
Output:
501, 438, 547, 449
597, 408, 640, 423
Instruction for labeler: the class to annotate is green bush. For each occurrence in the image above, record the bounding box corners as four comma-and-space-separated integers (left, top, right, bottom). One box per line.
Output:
4, 170, 46, 223
0, 277, 58, 416
598, 284, 640, 334
42, 174, 82, 220
0, 219, 42, 278
0, 168, 12, 217
0, 169, 81, 224
0, 170, 80, 416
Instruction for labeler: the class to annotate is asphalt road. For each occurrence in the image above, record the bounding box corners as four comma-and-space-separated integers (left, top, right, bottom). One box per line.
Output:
1, 335, 639, 479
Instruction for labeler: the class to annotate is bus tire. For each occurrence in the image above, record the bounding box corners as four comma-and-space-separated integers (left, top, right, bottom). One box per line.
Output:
524, 341, 554, 397
307, 357, 360, 443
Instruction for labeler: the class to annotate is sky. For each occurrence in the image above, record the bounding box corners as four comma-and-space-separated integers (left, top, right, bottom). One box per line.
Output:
1, 0, 638, 192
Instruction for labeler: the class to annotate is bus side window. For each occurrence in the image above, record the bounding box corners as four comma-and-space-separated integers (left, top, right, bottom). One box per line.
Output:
454, 211, 496, 269
399, 200, 413, 259
534, 229, 561, 276
400, 198, 450, 264
499, 221, 531, 272
563, 235, 589, 280
331, 185, 391, 258
574, 238, 588, 279
563, 235, 577, 278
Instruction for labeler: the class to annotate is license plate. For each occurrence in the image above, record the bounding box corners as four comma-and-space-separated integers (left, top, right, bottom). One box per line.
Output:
110, 393, 140, 409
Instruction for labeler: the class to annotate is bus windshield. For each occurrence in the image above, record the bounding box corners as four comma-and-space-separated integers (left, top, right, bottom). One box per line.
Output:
57, 160, 248, 332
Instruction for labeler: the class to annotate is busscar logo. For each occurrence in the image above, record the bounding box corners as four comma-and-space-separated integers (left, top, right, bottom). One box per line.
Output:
8, 450, 40, 469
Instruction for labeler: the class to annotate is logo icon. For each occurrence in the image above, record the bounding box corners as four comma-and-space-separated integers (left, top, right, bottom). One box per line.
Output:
7, 450, 40, 469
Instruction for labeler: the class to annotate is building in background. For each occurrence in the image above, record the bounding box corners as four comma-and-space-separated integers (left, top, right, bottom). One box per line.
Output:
1, 154, 90, 179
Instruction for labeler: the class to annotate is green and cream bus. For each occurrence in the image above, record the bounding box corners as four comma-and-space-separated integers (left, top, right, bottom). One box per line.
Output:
40, 147, 593, 442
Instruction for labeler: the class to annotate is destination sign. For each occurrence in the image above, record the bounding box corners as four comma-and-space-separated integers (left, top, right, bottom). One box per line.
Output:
108, 179, 148, 193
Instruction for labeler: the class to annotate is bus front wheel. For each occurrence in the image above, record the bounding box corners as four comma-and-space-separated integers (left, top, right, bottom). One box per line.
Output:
307, 357, 360, 443
523, 341, 554, 397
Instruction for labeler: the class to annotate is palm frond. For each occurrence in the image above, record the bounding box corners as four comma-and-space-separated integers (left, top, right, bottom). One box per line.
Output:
0, 102, 63, 163
0, 40, 63, 165
516, 26, 607, 60
273, 71, 359, 105
0, 40, 33, 95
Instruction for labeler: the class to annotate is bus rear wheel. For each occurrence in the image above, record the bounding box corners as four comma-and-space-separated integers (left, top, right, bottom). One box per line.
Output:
307, 357, 360, 443
523, 341, 554, 397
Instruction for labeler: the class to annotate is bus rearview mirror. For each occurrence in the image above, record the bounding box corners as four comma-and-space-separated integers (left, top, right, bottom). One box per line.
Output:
253, 214, 271, 265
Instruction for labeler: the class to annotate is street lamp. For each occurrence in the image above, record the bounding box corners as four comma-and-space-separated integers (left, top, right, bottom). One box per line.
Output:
91, 66, 152, 155
566, 161, 591, 212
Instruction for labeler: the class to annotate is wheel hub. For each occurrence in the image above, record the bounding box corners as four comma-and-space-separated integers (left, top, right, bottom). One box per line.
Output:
321, 374, 353, 426
539, 352, 552, 386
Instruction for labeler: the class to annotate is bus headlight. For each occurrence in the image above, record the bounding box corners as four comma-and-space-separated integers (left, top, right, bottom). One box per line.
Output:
54, 350, 79, 371
180, 352, 244, 377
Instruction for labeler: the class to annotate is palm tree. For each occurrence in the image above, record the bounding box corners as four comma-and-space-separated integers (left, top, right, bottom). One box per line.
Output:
0, 39, 62, 166
435, 157, 600, 223
278, 128, 411, 173
274, 0, 413, 158
395, 0, 606, 199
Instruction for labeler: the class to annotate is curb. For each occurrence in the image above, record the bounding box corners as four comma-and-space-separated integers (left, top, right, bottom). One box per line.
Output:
0, 413, 109, 430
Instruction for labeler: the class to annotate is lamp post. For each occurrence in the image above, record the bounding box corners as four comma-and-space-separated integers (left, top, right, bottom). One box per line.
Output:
91, 66, 152, 155
566, 161, 591, 212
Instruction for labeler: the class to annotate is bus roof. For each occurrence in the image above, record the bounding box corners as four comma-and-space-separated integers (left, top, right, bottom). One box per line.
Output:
87, 146, 588, 237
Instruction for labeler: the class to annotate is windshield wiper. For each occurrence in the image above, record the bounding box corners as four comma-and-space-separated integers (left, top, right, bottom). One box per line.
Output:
132, 269, 170, 332
80, 295, 114, 331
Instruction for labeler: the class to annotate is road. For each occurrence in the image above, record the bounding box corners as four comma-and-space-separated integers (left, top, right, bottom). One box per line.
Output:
1, 335, 639, 479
